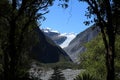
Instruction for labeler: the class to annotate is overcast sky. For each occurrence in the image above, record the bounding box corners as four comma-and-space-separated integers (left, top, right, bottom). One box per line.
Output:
40, 0, 90, 34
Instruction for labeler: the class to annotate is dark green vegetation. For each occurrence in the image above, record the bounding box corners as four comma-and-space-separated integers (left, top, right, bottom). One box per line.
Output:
0, 0, 120, 80
79, 0, 120, 80
79, 34, 120, 80
33, 60, 80, 70
74, 73, 96, 80
64, 25, 100, 63
0, 0, 40, 79
49, 66, 66, 80
0, 0, 70, 80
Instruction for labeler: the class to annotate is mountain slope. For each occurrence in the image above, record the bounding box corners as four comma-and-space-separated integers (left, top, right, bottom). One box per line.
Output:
64, 25, 100, 63
42, 28, 67, 45
42, 28, 76, 48
60, 33, 76, 48
31, 27, 72, 63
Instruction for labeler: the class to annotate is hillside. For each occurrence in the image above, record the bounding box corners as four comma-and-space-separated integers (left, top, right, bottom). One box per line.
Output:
79, 34, 120, 80
64, 25, 100, 63
31, 27, 72, 63
42, 28, 76, 48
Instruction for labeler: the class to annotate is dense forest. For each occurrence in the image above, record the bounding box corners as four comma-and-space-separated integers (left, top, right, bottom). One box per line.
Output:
0, 0, 120, 80
79, 34, 120, 80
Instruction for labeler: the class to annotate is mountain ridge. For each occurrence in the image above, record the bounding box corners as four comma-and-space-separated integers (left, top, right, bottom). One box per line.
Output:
31, 27, 72, 63
42, 27, 76, 48
64, 25, 100, 63
41, 25, 100, 63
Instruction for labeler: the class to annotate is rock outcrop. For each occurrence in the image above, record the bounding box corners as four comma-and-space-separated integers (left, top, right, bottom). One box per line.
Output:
64, 25, 100, 63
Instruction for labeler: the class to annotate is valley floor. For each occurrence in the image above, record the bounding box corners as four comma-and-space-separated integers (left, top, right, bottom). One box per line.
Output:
41, 69, 82, 80
29, 66, 82, 80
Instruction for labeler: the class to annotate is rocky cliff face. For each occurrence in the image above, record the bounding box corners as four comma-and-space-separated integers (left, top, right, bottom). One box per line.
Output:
42, 28, 76, 48
40, 25, 100, 63
42, 28, 67, 45
31, 27, 72, 63
64, 25, 100, 63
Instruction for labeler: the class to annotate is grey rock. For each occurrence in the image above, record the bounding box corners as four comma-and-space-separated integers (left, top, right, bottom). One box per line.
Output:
29, 64, 82, 80
64, 25, 100, 63
31, 27, 72, 63
42, 28, 67, 45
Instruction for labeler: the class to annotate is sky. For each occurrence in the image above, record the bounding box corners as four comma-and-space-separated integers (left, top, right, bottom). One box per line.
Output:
40, 0, 90, 34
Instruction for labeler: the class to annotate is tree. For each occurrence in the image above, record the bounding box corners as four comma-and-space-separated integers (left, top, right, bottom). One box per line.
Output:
79, 34, 120, 80
0, 0, 53, 80
79, 0, 120, 80
74, 73, 96, 80
49, 66, 66, 80
79, 34, 107, 80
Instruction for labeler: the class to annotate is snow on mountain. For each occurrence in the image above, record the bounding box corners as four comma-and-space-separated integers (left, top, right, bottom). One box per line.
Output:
60, 33, 76, 48
42, 27, 76, 48
64, 25, 100, 63
42, 27, 60, 34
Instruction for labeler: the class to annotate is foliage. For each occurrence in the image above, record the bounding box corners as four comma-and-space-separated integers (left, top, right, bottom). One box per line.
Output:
74, 72, 97, 80
114, 35, 120, 80
49, 66, 66, 80
58, 0, 69, 9
79, 0, 120, 80
33, 61, 80, 70
79, 34, 120, 80
53, 62, 80, 69
0, 0, 54, 80
79, 0, 120, 26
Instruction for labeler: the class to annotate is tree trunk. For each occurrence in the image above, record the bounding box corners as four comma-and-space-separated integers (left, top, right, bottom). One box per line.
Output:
100, 24, 115, 80
3, 52, 9, 80
9, 19, 16, 80
106, 46, 115, 80
104, 0, 115, 80
85, 0, 115, 80
106, 28, 115, 80
8, 0, 17, 79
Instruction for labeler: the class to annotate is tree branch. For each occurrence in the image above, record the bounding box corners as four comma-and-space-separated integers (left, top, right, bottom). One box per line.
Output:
12, 0, 16, 10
